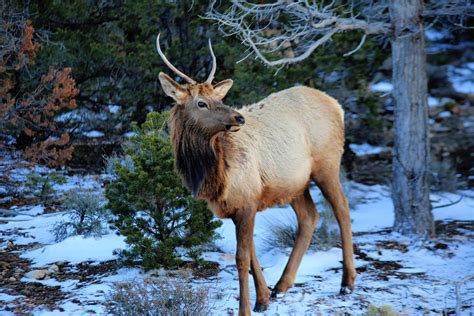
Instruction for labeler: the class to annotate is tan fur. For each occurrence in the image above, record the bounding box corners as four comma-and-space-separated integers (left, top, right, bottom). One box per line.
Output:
207, 86, 345, 218
159, 68, 354, 316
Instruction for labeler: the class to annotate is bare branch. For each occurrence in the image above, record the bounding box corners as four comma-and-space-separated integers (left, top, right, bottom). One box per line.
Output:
423, 0, 474, 29
206, 0, 390, 67
246, 28, 338, 66
343, 33, 367, 57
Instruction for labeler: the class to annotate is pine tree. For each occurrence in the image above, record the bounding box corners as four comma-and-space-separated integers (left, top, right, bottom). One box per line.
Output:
106, 112, 221, 269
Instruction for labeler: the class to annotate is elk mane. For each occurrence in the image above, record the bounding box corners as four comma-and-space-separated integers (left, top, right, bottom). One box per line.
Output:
169, 107, 228, 200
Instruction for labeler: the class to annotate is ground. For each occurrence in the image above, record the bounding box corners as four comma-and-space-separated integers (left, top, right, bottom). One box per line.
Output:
1, 168, 473, 315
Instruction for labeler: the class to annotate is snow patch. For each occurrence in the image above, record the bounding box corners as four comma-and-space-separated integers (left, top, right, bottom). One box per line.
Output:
107, 105, 121, 114
83, 130, 104, 138
349, 143, 387, 156
370, 81, 393, 93
22, 234, 126, 266
438, 111, 452, 118
432, 192, 474, 221
448, 62, 474, 94
425, 29, 448, 41
0, 293, 23, 302
123, 131, 137, 138
21, 205, 44, 216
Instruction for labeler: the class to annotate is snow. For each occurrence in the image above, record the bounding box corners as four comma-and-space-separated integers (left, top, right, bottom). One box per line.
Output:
0, 293, 23, 302
448, 62, 474, 94
428, 96, 454, 108
464, 121, 474, 128
82, 130, 104, 138
370, 81, 393, 93
432, 191, 474, 221
55, 109, 108, 124
203, 184, 474, 314
428, 96, 440, 107
107, 105, 121, 114
425, 29, 449, 41
349, 143, 388, 156
54, 110, 82, 123
1, 171, 474, 314
1, 211, 66, 245
19, 205, 44, 216
23, 234, 126, 267
123, 131, 137, 138
438, 111, 452, 118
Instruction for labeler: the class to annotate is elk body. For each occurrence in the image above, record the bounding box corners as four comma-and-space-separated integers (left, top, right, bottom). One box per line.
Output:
156, 34, 355, 315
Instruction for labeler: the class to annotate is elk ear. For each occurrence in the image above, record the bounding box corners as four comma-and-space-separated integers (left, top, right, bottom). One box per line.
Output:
159, 72, 188, 103
213, 79, 233, 100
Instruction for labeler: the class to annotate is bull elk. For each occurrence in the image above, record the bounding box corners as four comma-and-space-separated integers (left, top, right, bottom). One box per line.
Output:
156, 34, 355, 315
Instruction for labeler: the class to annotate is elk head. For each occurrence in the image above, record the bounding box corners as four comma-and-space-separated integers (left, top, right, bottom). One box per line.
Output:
156, 34, 245, 136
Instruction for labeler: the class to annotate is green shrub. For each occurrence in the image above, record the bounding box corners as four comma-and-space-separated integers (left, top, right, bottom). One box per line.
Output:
52, 190, 110, 241
105, 112, 221, 269
105, 272, 210, 316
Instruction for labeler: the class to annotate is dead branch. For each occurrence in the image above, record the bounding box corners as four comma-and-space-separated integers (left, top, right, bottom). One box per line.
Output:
207, 0, 472, 67
206, 0, 390, 66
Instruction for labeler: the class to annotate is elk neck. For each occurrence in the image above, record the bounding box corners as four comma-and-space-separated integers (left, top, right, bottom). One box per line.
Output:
169, 106, 229, 201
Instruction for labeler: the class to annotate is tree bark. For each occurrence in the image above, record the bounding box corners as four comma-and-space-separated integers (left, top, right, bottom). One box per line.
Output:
390, 0, 434, 237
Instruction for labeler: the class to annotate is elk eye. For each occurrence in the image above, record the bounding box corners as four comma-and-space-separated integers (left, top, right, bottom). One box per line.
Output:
197, 101, 208, 109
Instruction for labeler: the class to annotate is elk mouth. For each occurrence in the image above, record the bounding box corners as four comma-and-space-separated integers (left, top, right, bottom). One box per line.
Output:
225, 124, 241, 132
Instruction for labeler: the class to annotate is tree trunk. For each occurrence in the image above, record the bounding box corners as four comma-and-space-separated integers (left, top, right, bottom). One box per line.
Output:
390, 0, 434, 237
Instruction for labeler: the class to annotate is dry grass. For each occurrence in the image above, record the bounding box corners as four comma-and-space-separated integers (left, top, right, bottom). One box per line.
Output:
264, 207, 341, 252
105, 271, 210, 316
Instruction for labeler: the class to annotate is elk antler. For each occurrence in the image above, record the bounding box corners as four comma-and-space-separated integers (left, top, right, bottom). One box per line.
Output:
156, 33, 197, 85
205, 38, 217, 84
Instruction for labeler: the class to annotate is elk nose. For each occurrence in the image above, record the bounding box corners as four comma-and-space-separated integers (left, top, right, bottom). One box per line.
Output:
235, 115, 245, 125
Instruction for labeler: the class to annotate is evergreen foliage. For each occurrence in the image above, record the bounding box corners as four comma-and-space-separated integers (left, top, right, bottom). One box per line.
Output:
26, 0, 388, 132
105, 112, 221, 269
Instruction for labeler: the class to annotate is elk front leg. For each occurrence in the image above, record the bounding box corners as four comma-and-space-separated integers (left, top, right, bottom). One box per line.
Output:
272, 189, 319, 297
233, 209, 256, 316
251, 241, 270, 312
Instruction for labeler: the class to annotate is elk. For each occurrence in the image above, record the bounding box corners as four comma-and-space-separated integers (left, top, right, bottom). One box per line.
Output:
156, 34, 355, 315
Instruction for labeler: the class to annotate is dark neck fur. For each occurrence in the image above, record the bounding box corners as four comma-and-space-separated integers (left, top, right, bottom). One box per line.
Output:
170, 108, 226, 200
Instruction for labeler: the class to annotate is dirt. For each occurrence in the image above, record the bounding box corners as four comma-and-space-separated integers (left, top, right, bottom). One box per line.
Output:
0, 246, 66, 314
54, 260, 119, 285
179, 260, 221, 278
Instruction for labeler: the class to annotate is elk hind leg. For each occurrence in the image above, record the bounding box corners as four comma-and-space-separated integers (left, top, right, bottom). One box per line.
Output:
315, 167, 355, 293
272, 188, 319, 297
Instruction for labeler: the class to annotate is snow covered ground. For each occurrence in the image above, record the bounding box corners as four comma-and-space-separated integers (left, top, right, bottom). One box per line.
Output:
1, 172, 473, 315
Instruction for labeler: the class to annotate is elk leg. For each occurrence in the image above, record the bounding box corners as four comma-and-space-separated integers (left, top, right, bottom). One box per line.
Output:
250, 241, 270, 312
317, 172, 356, 293
272, 189, 319, 297
232, 210, 256, 316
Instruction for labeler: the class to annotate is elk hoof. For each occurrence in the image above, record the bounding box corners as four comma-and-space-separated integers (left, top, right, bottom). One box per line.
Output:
339, 286, 353, 295
253, 302, 269, 313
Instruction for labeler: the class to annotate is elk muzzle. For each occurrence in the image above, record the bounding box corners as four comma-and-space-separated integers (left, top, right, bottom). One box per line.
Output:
226, 113, 245, 132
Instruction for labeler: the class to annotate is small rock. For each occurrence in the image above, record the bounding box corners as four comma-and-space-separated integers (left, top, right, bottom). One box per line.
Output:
48, 264, 59, 273
8, 277, 16, 282
6, 240, 14, 250
25, 269, 50, 280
